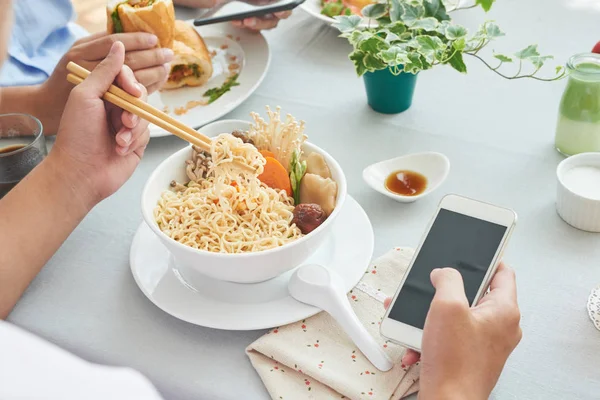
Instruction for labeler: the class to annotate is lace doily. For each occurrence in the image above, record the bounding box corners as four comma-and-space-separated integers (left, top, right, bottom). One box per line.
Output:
587, 285, 600, 331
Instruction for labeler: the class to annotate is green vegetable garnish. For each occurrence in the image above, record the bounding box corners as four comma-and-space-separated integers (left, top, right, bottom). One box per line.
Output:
203, 74, 240, 104
289, 150, 307, 205
191, 64, 201, 78
111, 1, 128, 33
321, 0, 348, 17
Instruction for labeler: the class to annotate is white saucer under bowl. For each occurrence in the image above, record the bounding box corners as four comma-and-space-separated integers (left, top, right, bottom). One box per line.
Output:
130, 195, 374, 330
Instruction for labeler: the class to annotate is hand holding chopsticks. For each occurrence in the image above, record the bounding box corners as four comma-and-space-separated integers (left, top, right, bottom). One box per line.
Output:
66, 61, 254, 172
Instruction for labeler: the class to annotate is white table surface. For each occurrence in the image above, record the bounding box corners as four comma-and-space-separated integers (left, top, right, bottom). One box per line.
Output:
9, 1, 600, 399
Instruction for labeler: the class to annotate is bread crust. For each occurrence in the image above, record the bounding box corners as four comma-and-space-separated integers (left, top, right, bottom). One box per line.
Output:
107, 0, 175, 48
163, 21, 213, 89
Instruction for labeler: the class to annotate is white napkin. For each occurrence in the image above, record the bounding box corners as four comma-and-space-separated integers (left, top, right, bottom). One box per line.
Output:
246, 248, 420, 399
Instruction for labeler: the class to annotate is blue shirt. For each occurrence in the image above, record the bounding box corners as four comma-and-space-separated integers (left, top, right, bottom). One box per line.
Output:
0, 0, 88, 87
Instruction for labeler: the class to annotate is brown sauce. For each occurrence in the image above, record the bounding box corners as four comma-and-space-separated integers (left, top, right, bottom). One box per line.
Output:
0, 144, 26, 154
385, 170, 427, 196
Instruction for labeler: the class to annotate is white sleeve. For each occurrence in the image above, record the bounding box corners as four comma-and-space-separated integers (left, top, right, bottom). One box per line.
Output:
0, 320, 164, 400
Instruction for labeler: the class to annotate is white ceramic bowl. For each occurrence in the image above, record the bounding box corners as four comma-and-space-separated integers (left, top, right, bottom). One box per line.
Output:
141, 121, 347, 283
556, 152, 600, 232
362, 152, 450, 203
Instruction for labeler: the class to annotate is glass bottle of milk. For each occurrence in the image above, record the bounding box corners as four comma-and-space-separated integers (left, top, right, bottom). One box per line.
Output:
555, 53, 600, 156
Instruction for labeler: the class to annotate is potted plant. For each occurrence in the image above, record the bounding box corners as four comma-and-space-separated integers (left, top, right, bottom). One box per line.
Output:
333, 0, 565, 114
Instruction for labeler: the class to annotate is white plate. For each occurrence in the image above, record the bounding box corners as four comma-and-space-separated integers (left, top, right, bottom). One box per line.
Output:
300, 0, 372, 27
130, 195, 374, 330
148, 21, 270, 137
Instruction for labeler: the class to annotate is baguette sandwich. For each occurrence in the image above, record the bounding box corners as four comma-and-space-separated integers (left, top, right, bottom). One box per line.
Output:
163, 20, 214, 89
107, 0, 175, 48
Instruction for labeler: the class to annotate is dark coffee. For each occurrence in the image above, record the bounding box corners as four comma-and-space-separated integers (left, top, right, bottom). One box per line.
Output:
0, 145, 45, 197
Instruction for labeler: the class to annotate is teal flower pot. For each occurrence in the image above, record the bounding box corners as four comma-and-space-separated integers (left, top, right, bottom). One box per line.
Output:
363, 68, 418, 114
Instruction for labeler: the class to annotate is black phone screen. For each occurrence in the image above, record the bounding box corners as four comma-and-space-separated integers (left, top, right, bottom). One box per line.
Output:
388, 209, 507, 330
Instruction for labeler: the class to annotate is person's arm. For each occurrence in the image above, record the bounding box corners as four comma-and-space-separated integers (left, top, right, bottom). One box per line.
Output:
0, 151, 96, 319
0, 32, 171, 135
0, 85, 56, 134
384, 263, 521, 400
0, 41, 150, 319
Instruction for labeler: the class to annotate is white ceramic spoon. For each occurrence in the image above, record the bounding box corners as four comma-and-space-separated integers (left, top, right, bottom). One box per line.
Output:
288, 264, 394, 372
362, 152, 450, 203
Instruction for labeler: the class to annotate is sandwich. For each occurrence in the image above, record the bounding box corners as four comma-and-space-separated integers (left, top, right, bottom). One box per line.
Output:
163, 20, 214, 90
107, 0, 175, 48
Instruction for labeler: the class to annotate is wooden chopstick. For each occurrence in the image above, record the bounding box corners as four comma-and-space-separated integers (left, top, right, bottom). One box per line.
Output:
66, 62, 255, 172
66, 62, 210, 145
67, 73, 210, 150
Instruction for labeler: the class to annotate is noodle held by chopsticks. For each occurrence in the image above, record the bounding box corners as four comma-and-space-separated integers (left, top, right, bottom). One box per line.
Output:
154, 134, 302, 253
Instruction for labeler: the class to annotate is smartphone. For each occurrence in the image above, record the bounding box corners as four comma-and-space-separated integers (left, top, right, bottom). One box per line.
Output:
380, 194, 517, 351
193, 0, 306, 26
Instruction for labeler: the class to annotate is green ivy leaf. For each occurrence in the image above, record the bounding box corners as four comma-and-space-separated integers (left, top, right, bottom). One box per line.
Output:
445, 25, 467, 40
493, 53, 513, 63
380, 45, 410, 65
388, 21, 408, 36
423, 0, 450, 22
380, 30, 401, 43
448, 51, 467, 73
359, 36, 388, 53
555, 65, 564, 75
363, 53, 388, 71
484, 22, 504, 39
476, 0, 495, 12
410, 17, 439, 31
362, 3, 387, 19
436, 20, 450, 35
390, 0, 403, 22
514, 44, 540, 60
529, 55, 553, 68
349, 50, 368, 76
349, 30, 373, 46
333, 15, 363, 33
403, 53, 423, 73
452, 37, 466, 51
414, 35, 445, 54
402, 3, 425, 26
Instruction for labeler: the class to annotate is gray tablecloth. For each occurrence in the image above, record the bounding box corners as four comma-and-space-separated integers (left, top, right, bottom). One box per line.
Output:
8, 1, 600, 399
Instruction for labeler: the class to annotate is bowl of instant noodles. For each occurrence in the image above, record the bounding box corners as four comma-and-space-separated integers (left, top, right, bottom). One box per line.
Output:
141, 107, 347, 283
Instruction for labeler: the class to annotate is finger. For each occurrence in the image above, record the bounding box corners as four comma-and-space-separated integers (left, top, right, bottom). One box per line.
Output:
145, 82, 163, 95
121, 111, 139, 130
231, 20, 243, 28
488, 262, 518, 304
274, 11, 292, 19
243, 17, 279, 31
134, 64, 170, 89
77, 41, 125, 98
401, 349, 420, 368
115, 64, 143, 98
430, 268, 469, 307
124, 126, 151, 158
115, 129, 133, 149
73, 31, 107, 46
125, 48, 174, 71
116, 114, 149, 147
78, 33, 159, 60
384, 297, 392, 310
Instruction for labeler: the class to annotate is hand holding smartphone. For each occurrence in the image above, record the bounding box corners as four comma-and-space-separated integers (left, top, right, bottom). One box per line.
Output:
380, 194, 517, 351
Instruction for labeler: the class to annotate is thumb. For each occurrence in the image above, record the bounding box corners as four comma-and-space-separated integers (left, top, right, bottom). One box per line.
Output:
430, 268, 469, 307
79, 41, 125, 98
